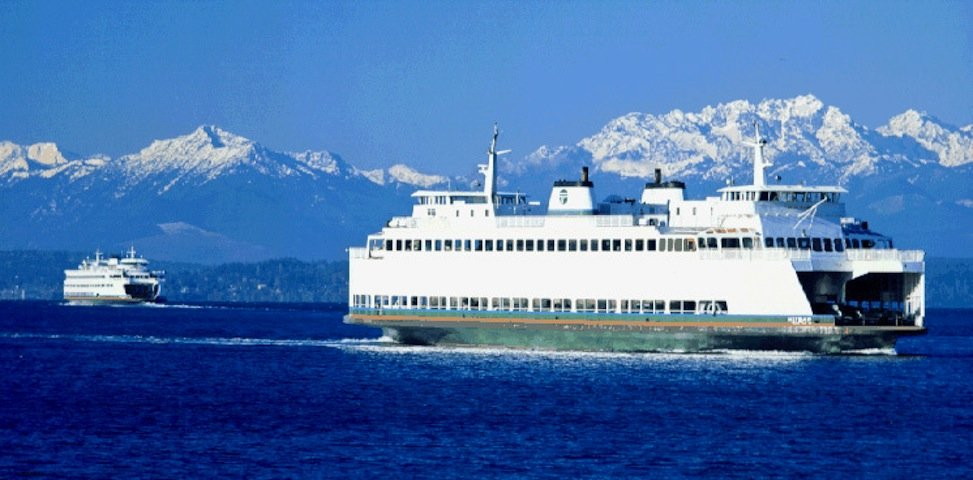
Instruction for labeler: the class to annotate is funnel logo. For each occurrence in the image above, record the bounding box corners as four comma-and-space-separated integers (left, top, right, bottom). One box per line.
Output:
558, 189, 568, 205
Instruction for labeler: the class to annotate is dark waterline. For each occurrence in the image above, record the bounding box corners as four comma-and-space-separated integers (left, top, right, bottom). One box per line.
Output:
1, 301, 971, 478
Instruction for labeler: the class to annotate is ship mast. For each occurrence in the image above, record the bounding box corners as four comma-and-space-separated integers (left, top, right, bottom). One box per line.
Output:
478, 123, 510, 205
743, 122, 771, 187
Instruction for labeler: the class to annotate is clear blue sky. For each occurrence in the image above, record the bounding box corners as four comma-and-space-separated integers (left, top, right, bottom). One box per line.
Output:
1, 0, 970, 174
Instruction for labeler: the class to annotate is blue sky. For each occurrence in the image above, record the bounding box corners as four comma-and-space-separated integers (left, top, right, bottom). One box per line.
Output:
1, 0, 970, 173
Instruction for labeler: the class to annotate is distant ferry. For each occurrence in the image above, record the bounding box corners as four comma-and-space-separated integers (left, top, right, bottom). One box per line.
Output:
63, 247, 164, 304
345, 125, 925, 353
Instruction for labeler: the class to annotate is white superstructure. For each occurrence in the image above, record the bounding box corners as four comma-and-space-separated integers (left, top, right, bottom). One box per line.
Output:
63, 247, 164, 304
346, 125, 925, 352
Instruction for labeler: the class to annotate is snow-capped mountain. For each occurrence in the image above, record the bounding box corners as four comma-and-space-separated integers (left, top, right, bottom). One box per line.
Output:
504, 94, 972, 256
1, 95, 971, 261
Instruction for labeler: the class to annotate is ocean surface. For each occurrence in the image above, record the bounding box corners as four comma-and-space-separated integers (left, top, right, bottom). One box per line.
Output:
1, 302, 971, 479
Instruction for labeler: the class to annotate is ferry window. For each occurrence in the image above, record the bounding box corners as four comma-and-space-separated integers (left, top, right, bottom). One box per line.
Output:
536, 239, 544, 251
580, 240, 588, 251
851, 239, 860, 249
698, 238, 707, 249
721, 238, 740, 249
444, 240, 453, 251
557, 240, 567, 251
775, 238, 785, 248
684, 301, 696, 313
506, 240, 514, 251
501, 298, 511, 310
674, 239, 683, 252
635, 239, 644, 251
464, 240, 472, 251
612, 239, 622, 251
812, 238, 822, 252
759, 191, 769, 201
669, 300, 682, 314
590, 239, 599, 251
624, 239, 633, 251
823, 238, 833, 252
647, 239, 658, 251
702, 238, 714, 249
597, 299, 608, 312
526, 240, 534, 251
716, 301, 728, 312
798, 238, 811, 250
385, 240, 393, 251
474, 240, 483, 251
491, 298, 500, 309
431, 297, 440, 308
834, 239, 844, 252
470, 297, 479, 309
889, 240, 894, 249
676, 208, 680, 215
547, 239, 556, 251
541, 298, 552, 310
786, 237, 797, 249
608, 300, 617, 311
424, 240, 432, 251
862, 239, 875, 249
742, 238, 754, 249
568, 240, 577, 251
601, 239, 611, 251
485, 240, 494, 251
765, 237, 774, 248
434, 240, 442, 251
659, 239, 667, 252
685, 239, 696, 251
516, 239, 524, 251
410, 296, 418, 307
621, 299, 630, 312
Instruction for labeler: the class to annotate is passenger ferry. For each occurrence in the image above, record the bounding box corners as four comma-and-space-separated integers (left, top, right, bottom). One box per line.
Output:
345, 126, 925, 352
63, 247, 164, 304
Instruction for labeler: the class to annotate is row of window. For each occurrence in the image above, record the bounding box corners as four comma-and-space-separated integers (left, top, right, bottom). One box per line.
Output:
373, 235, 890, 254
351, 294, 729, 315
65, 284, 117, 289
373, 237, 701, 253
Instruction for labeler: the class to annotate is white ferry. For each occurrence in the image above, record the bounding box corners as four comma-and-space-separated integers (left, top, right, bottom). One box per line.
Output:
346, 126, 925, 352
63, 247, 164, 304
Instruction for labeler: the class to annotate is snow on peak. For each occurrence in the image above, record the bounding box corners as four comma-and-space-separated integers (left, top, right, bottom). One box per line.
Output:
27, 142, 71, 166
387, 164, 447, 188
878, 110, 973, 167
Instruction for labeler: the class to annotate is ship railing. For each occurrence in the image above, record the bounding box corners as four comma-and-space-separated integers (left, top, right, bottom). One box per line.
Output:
349, 247, 373, 259
697, 249, 811, 261
496, 216, 547, 228
845, 249, 924, 263
387, 216, 418, 228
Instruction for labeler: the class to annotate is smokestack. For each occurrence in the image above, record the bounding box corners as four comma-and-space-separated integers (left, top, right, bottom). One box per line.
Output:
654, 168, 662, 185
581, 166, 589, 183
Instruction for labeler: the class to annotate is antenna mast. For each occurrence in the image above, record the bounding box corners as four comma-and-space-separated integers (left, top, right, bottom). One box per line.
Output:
743, 122, 771, 187
478, 123, 509, 205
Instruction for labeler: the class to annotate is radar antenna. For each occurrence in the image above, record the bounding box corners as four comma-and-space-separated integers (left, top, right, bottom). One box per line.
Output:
477, 123, 511, 205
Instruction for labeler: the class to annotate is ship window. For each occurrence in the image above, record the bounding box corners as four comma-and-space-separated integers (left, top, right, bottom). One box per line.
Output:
624, 239, 633, 251
759, 191, 769, 201
721, 238, 740, 249
444, 240, 453, 251
424, 240, 432, 251
602, 239, 611, 251
516, 239, 524, 251
798, 238, 811, 250
491, 297, 499, 309
590, 239, 599, 251
646, 239, 657, 251
495, 239, 504, 251
775, 237, 785, 248
703, 237, 715, 249
786, 237, 797, 249
541, 298, 552, 310
669, 300, 682, 314
501, 298, 511, 310
547, 239, 556, 251
557, 240, 567, 251
698, 238, 707, 249
464, 240, 472, 251
474, 240, 483, 251
431, 297, 440, 308
862, 239, 875, 249
384, 240, 392, 250
404, 240, 412, 251
742, 238, 754, 249
612, 239, 622, 251
812, 238, 822, 252
674, 239, 683, 252
579, 239, 588, 251
506, 240, 515, 251
635, 239, 644, 251
765, 237, 774, 248
536, 239, 544, 251
834, 239, 844, 252
686, 239, 696, 251
823, 238, 833, 252
716, 301, 728, 312
851, 239, 860, 249
526, 240, 534, 251
568, 240, 577, 251
684, 301, 696, 313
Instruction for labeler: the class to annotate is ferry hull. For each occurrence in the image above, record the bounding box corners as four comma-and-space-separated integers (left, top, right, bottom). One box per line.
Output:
347, 314, 925, 354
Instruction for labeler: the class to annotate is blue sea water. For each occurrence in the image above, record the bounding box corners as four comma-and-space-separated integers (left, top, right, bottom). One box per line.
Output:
0, 302, 971, 479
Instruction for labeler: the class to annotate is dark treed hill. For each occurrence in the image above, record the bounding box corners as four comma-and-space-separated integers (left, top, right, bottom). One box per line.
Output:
0, 251, 347, 303
0, 250, 970, 308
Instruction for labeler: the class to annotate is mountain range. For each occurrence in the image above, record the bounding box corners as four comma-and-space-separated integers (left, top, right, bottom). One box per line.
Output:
2, 94, 971, 262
